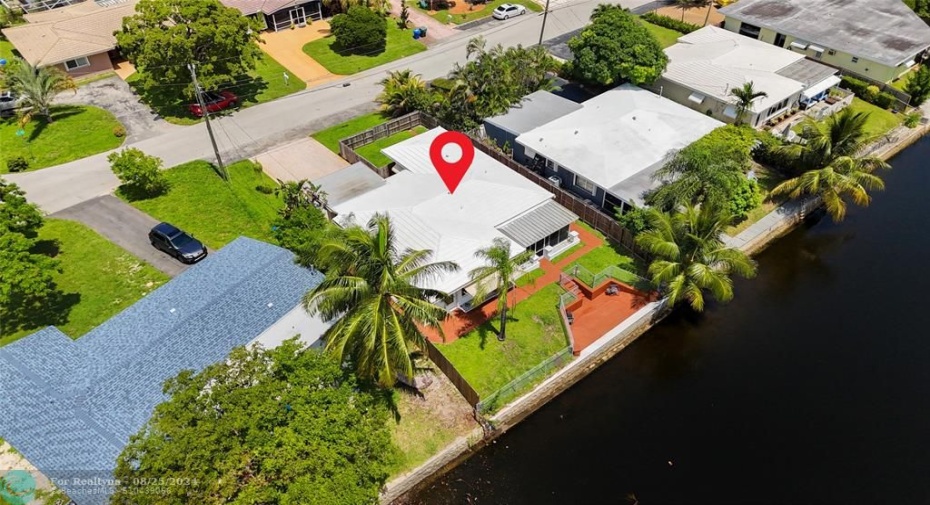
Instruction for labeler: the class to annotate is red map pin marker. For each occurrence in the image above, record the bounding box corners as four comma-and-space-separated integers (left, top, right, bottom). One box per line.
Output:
429, 131, 475, 194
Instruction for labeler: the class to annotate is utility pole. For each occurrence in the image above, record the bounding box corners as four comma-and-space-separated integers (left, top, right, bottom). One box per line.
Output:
538, 0, 551, 46
188, 63, 228, 181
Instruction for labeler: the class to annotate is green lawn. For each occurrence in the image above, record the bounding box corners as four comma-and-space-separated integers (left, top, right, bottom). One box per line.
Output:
564, 223, 644, 287
355, 126, 427, 167
419, 0, 542, 25
515, 267, 545, 288
0, 105, 124, 173
0, 219, 169, 347
436, 283, 570, 397
127, 50, 306, 125
387, 386, 475, 476
0, 39, 16, 61
302, 20, 427, 75
125, 160, 283, 249
891, 68, 916, 91
640, 20, 684, 48
847, 97, 903, 138
311, 112, 389, 153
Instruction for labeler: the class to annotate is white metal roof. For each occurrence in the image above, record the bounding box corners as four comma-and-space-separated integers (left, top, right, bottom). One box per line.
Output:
663, 26, 808, 114
516, 84, 723, 196
332, 127, 564, 294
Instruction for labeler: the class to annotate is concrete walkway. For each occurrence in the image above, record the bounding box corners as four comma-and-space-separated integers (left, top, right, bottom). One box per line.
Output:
254, 137, 348, 182
389, 0, 457, 42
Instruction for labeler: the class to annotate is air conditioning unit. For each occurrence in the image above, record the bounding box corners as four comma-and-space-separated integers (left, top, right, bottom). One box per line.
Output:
547, 176, 562, 187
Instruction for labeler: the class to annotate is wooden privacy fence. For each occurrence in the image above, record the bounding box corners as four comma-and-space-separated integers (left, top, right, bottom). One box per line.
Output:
338, 111, 440, 178
423, 340, 480, 407
468, 136, 648, 260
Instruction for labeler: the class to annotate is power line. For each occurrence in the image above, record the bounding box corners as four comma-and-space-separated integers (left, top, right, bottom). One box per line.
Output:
188, 62, 228, 181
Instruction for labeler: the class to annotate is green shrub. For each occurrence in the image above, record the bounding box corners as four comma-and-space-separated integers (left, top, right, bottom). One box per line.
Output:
616, 205, 650, 236
6, 156, 30, 173
329, 6, 386, 54
255, 185, 274, 194
109, 148, 169, 199
640, 12, 700, 33
840, 75, 898, 110
904, 111, 922, 128
728, 177, 763, 222
873, 91, 896, 109
904, 65, 930, 106
429, 77, 455, 91
863, 85, 880, 102
113, 125, 126, 138
840, 75, 869, 96
751, 130, 787, 169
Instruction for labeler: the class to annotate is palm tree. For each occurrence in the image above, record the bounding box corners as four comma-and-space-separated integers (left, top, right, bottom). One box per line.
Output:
5, 59, 76, 124
771, 154, 889, 222
776, 108, 873, 174
303, 214, 459, 387
636, 205, 757, 312
468, 238, 534, 341
729, 81, 768, 126
674, 0, 704, 21
376, 70, 431, 117
649, 147, 745, 210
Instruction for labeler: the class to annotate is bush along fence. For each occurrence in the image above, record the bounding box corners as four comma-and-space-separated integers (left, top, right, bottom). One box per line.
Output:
640, 11, 700, 34
467, 135, 649, 261
840, 74, 911, 111
338, 111, 439, 177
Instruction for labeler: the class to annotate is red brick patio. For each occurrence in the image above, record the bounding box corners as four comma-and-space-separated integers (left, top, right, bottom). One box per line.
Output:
561, 278, 656, 354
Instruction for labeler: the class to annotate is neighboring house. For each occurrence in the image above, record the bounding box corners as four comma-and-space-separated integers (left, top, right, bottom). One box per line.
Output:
319, 127, 579, 313
220, 0, 323, 31
718, 0, 930, 84
515, 84, 723, 215
483, 90, 583, 165
0, 238, 325, 505
0, 0, 138, 78
651, 26, 840, 128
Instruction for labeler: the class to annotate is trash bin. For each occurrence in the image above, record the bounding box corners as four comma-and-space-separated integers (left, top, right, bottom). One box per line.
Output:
412, 28, 422, 39
418, 26, 428, 36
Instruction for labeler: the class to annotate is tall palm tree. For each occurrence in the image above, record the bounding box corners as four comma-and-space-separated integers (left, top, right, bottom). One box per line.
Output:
771, 154, 889, 222
468, 238, 534, 341
729, 81, 768, 126
5, 59, 76, 124
376, 70, 431, 117
636, 205, 757, 312
776, 108, 873, 174
303, 214, 459, 387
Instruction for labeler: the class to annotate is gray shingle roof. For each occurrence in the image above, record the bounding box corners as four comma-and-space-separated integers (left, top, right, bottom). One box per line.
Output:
0, 237, 322, 505
719, 0, 930, 67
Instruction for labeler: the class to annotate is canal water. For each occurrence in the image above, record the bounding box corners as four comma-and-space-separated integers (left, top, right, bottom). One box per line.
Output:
414, 137, 930, 504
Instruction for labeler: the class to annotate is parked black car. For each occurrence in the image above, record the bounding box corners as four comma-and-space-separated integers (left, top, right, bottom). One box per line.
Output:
148, 222, 207, 264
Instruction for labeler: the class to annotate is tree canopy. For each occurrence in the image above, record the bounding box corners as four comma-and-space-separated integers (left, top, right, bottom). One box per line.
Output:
330, 6, 387, 54
112, 339, 396, 505
904, 65, 930, 106
116, 0, 262, 96
567, 5, 668, 87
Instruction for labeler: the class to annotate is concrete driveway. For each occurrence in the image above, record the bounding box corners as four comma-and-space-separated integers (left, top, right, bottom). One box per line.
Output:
255, 137, 348, 182
53, 195, 189, 277
54, 76, 179, 143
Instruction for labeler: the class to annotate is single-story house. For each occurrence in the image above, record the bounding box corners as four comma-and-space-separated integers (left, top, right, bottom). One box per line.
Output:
0, 0, 138, 78
483, 90, 583, 165
651, 25, 840, 128
718, 0, 930, 84
220, 0, 323, 31
0, 238, 325, 505
319, 127, 579, 313
515, 84, 723, 215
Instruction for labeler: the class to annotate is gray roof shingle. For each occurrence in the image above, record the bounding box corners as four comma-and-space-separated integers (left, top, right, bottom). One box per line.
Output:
0, 237, 323, 505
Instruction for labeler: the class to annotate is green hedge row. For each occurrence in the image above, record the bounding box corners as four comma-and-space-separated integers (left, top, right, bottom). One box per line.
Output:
640, 12, 700, 34
840, 75, 899, 110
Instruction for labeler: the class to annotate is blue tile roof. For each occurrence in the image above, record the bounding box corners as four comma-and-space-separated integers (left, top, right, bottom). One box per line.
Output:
0, 237, 323, 505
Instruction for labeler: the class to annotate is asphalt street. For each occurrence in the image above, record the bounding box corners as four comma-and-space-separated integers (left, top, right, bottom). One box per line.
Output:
7, 0, 654, 214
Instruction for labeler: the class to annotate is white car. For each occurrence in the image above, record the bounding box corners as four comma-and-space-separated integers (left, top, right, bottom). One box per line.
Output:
492, 3, 526, 19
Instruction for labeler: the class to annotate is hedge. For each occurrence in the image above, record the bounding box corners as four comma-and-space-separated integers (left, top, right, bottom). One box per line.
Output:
640, 12, 700, 34
840, 75, 900, 110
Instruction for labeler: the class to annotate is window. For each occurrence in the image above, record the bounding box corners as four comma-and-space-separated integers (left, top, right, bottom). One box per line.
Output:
574, 174, 596, 194
738, 22, 761, 39
773, 33, 787, 47
851, 56, 859, 63
765, 97, 791, 118
814, 51, 823, 59
828, 49, 836, 56
64, 56, 90, 70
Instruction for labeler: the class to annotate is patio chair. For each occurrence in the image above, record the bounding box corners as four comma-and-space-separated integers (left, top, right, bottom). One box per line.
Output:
606, 284, 619, 296
566, 311, 574, 325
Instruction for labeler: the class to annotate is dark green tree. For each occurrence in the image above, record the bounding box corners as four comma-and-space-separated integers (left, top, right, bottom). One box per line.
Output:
330, 6, 387, 54
112, 339, 396, 505
904, 65, 930, 106
116, 0, 262, 96
0, 179, 44, 237
376, 70, 434, 117
109, 148, 169, 200
566, 5, 668, 87
0, 230, 61, 330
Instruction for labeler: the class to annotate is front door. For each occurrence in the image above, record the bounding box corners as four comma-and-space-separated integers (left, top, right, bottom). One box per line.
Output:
289, 7, 307, 26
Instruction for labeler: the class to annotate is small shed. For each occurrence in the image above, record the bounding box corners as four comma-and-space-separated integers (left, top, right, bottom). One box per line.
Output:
483, 90, 582, 165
